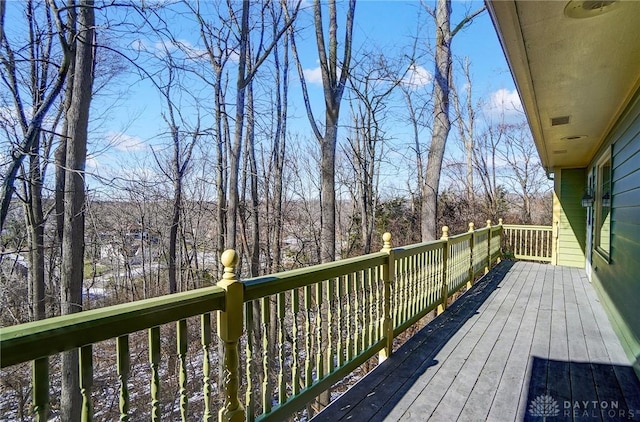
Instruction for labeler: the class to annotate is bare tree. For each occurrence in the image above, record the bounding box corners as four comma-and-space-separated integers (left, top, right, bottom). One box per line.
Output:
261, 4, 291, 273
451, 57, 476, 207
500, 121, 549, 224
420, 0, 485, 240
226, 0, 300, 253
289, 0, 356, 263
58, 0, 95, 419
0, 0, 69, 322
344, 52, 404, 254
473, 121, 508, 221
0, 0, 73, 232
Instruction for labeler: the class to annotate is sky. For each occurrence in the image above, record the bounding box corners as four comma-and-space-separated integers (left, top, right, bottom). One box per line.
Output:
3, 0, 525, 198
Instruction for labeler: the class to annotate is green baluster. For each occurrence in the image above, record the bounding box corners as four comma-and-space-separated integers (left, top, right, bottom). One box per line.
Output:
261, 296, 271, 413
304, 285, 313, 389
315, 280, 324, 380
375, 265, 382, 343
202, 313, 213, 422
177, 319, 188, 421
80, 345, 93, 422
326, 278, 335, 374
149, 326, 161, 422
354, 272, 362, 356
291, 288, 300, 396
117, 335, 130, 421
277, 292, 286, 404
243, 304, 254, 422
418, 252, 425, 308
337, 275, 345, 367
345, 274, 353, 362
362, 270, 370, 351
32, 357, 48, 421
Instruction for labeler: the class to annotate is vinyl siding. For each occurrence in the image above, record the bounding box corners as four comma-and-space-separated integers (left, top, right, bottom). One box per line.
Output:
553, 168, 586, 268
590, 91, 640, 376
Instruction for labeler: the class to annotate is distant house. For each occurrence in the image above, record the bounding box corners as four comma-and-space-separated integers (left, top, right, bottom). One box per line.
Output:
488, 0, 640, 376
99, 231, 160, 266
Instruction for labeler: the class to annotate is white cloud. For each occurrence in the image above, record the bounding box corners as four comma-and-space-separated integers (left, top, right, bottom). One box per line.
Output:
402, 64, 432, 88
107, 132, 146, 152
304, 66, 324, 85
86, 155, 99, 170
487, 88, 523, 115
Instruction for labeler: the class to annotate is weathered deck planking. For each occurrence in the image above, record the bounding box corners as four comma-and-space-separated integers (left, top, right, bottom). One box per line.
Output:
314, 261, 640, 422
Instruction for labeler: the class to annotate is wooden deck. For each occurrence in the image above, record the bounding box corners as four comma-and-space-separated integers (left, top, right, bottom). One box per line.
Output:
314, 261, 640, 421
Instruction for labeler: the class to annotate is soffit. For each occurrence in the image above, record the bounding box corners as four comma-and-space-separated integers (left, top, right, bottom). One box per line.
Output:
487, 0, 640, 171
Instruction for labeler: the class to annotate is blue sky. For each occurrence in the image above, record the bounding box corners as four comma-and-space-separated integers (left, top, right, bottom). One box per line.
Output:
3, 1, 523, 196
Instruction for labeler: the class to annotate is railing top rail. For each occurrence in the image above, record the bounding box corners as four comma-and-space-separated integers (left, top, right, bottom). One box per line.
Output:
502, 224, 552, 230
0, 286, 226, 368
392, 239, 445, 259
243, 252, 387, 302
474, 226, 491, 234
449, 232, 472, 245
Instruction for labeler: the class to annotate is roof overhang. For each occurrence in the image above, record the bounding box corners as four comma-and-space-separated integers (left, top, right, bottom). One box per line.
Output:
486, 0, 640, 172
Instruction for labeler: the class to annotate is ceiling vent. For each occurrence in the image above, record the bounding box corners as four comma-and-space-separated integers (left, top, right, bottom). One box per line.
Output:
562, 135, 588, 141
551, 115, 571, 126
565, 0, 620, 18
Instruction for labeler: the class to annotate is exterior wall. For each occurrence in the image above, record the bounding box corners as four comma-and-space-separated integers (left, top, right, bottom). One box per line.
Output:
589, 90, 640, 376
552, 168, 586, 267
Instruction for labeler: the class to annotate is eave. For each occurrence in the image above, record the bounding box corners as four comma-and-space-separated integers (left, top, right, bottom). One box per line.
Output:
486, 0, 640, 172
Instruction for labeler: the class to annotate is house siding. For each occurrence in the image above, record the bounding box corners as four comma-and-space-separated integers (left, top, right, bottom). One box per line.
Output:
553, 168, 586, 268
590, 91, 640, 376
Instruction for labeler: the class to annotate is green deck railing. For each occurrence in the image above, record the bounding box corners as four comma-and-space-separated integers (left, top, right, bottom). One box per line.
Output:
1, 221, 512, 422
502, 224, 553, 262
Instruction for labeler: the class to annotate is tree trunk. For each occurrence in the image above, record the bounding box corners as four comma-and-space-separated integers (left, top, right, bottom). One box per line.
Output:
26, 150, 46, 321
59, 1, 94, 419
247, 80, 260, 277
422, 0, 452, 241
169, 173, 181, 294
320, 123, 338, 262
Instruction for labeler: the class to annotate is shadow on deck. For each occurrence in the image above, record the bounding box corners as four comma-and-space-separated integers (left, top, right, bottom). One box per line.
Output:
314, 261, 640, 422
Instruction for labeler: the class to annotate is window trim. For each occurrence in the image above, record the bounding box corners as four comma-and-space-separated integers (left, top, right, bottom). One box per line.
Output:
594, 147, 612, 262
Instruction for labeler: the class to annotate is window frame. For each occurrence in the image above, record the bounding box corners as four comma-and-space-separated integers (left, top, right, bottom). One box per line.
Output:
594, 148, 612, 262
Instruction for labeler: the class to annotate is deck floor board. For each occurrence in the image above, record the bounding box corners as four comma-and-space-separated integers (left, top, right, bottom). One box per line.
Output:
313, 261, 640, 422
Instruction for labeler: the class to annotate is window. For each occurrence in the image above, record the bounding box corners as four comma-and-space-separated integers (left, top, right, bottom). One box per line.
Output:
595, 151, 611, 260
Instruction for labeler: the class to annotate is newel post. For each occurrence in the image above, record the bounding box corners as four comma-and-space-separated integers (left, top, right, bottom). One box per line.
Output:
486, 220, 492, 274
217, 250, 245, 422
467, 222, 475, 289
497, 218, 503, 263
379, 232, 394, 362
437, 226, 449, 315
